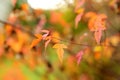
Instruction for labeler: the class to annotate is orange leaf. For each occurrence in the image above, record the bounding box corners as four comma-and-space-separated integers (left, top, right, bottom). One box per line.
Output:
85, 12, 97, 19
88, 14, 107, 44
30, 34, 42, 48
88, 14, 107, 31
0, 33, 5, 46
94, 14, 107, 31
53, 44, 67, 63
94, 52, 101, 60
3, 67, 26, 80
51, 31, 60, 43
49, 11, 69, 27
7, 38, 22, 53
5, 24, 13, 36
35, 34, 42, 38
88, 15, 97, 31
21, 3, 29, 13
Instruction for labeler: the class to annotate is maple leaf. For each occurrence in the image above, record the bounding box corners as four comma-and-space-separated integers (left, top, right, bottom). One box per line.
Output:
76, 50, 84, 64
51, 31, 61, 43
41, 30, 49, 40
75, 12, 83, 28
88, 14, 107, 44
88, 14, 107, 31
30, 34, 42, 48
21, 3, 29, 13
74, 0, 85, 28
85, 12, 97, 19
40, 30, 51, 49
44, 36, 51, 50
53, 44, 67, 63
35, 16, 46, 34
75, 4, 84, 28
94, 14, 107, 31
94, 30, 102, 44
88, 15, 97, 31
6, 38, 23, 53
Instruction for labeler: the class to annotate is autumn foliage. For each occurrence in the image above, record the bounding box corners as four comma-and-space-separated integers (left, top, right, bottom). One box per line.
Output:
0, 0, 120, 80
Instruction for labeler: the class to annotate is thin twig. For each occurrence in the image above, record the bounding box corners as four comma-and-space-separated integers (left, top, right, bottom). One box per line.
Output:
0, 19, 36, 38
52, 37, 91, 47
0, 19, 113, 47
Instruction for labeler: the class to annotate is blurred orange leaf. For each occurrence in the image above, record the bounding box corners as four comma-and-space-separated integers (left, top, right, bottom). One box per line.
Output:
7, 38, 22, 53
30, 34, 42, 48
88, 14, 107, 31
88, 14, 107, 44
51, 31, 60, 43
85, 12, 97, 19
49, 11, 69, 27
3, 67, 26, 80
21, 3, 29, 13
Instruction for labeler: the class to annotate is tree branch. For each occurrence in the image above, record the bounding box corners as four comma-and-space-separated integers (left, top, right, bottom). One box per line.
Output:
0, 19, 113, 47
0, 19, 36, 38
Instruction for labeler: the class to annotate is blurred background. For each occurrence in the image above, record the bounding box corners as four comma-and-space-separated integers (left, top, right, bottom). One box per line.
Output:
0, 0, 120, 80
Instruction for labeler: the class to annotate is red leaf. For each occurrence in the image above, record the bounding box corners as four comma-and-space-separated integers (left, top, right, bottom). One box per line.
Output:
75, 13, 83, 28
35, 17, 46, 33
44, 36, 51, 50
41, 30, 49, 40
94, 30, 102, 44
76, 50, 84, 64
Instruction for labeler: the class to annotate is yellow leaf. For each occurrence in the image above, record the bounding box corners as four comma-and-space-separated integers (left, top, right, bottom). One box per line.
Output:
53, 44, 67, 49
56, 48, 64, 63
75, 8, 84, 14
35, 34, 42, 38
51, 31, 60, 43
53, 44, 67, 63
94, 45, 102, 52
